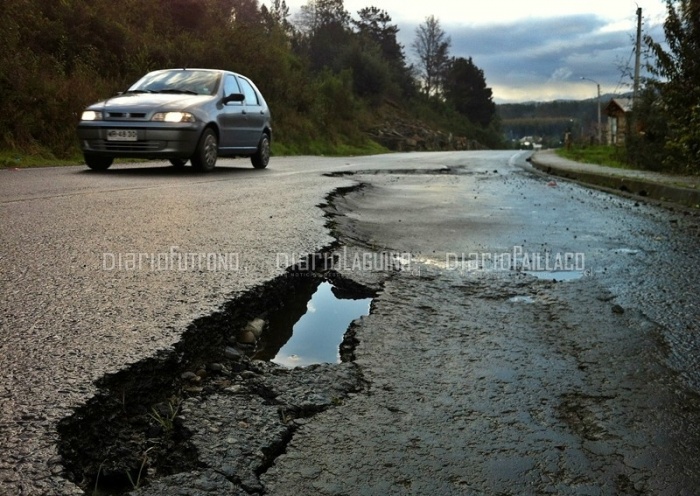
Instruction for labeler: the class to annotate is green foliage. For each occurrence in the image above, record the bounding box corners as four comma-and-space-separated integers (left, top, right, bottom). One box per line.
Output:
642, 0, 700, 172
557, 145, 631, 170
411, 93, 504, 149
625, 87, 670, 171
443, 57, 496, 127
149, 401, 179, 432
347, 46, 391, 102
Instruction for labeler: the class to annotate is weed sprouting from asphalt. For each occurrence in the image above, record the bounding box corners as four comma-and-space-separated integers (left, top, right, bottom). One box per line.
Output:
148, 399, 180, 432
126, 447, 154, 490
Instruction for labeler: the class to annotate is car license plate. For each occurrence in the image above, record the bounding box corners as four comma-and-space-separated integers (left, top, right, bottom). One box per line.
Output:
106, 129, 138, 141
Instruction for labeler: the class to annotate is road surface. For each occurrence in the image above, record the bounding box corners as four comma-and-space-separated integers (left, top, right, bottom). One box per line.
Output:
1, 152, 699, 494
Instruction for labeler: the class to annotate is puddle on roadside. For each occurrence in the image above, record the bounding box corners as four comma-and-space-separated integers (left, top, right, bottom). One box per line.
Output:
254, 280, 373, 368
612, 248, 641, 255
525, 271, 584, 282
508, 295, 535, 303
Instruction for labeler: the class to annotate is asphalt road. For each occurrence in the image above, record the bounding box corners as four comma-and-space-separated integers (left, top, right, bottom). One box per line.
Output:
2, 151, 700, 494
263, 156, 700, 495
0, 154, 372, 494
0, 152, 520, 494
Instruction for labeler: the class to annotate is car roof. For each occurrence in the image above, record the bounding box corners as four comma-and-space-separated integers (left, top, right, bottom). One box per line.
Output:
154, 68, 241, 77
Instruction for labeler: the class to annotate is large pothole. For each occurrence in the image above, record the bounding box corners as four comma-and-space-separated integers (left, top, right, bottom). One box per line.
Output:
57, 258, 377, 495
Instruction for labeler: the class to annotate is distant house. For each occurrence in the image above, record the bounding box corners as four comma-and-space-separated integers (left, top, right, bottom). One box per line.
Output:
605, 98, 633, 145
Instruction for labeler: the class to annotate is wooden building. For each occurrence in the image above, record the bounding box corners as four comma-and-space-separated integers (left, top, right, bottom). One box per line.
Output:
605, 98, 633, 145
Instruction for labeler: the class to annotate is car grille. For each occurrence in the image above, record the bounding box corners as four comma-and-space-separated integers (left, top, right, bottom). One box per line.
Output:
106, 112, 148, 120
89, 140, 166, 152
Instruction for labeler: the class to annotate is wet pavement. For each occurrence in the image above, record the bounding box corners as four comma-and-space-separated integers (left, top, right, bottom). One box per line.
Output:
263, 272, 700, 495
1, 157, 354, 494
260, 155, 700, 495
2, 152, 700, 494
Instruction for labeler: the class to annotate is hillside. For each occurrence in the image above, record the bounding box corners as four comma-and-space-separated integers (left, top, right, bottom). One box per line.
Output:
498, 95, 627, 147
0, 0, 502, 163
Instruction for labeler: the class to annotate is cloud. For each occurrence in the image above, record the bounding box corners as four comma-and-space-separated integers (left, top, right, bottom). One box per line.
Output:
550, 67, 574, 81
398, 14, 664, 102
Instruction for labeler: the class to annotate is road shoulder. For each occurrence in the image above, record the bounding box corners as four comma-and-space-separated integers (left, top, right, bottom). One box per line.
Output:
530, 149, 700, 208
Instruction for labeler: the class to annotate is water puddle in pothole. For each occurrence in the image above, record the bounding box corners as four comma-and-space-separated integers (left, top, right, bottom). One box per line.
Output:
57, 266, 377, 495
253, 280, 373, 368
525, 271, 585, 282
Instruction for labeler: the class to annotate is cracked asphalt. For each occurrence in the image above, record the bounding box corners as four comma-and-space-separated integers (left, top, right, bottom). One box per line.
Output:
2, 151, 700, 494
262, 158, 700, 495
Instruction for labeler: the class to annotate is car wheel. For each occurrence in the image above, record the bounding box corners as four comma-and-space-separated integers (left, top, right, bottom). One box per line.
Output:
170, 158, 188, 168
84, 154, 113, 171
251, 133, 270, 169
191, 128, 218, 172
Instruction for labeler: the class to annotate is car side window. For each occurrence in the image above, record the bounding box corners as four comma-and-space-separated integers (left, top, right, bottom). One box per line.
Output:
238, 78, 260, 106
224, 75, 241, 104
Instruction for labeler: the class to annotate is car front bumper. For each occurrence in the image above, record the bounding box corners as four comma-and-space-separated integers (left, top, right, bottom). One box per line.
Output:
77, 121, 204, 159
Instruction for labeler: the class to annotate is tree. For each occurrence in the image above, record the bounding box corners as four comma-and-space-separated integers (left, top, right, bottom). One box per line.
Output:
295, 0, 350, 34
353, 7, 402, 66
230, 0, 264, 26
412, 15, 451, 96
352, 7, 414, 99
294, 0, 352, 72
443, 57, 496, 127
261, 0, 294, 36
644, 0, 700, 172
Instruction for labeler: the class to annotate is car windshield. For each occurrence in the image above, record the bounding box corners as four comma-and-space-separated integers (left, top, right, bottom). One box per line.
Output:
128, 70, 220, 96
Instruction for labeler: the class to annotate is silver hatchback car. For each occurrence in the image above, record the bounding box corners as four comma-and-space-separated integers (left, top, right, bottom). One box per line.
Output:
77, 68, 271, 171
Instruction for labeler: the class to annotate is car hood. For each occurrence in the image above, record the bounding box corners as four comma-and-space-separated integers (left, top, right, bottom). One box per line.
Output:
87, 93, 214, 113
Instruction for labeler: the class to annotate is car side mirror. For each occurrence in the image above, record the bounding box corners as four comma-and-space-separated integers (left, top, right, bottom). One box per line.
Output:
223, 93, 245, 104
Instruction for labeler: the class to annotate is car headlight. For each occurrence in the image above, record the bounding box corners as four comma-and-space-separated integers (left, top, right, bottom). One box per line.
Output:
81, 110, 103, 121
151, 112, 196, 123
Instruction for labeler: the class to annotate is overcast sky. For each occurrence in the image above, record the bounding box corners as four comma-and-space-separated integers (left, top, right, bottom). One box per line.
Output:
265, 0, 670, 103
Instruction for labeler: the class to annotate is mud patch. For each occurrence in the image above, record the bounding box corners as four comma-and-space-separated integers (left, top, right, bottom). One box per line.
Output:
557, 393, 618, 441
57, 259, 377, 495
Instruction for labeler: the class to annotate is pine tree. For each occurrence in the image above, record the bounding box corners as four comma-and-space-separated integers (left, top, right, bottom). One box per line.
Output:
443, 57, 496, 127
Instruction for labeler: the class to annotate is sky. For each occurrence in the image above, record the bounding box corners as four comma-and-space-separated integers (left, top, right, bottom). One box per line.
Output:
266, 0, 670, 103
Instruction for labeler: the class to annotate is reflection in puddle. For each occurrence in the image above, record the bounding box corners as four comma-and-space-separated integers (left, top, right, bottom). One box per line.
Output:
255, 281, 372, 368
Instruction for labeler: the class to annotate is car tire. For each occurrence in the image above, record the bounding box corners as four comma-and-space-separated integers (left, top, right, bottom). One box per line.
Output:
251, 133, 270, 169
170, 158, 188, 168
191, 128, 218, 172
84, 154, 113, 171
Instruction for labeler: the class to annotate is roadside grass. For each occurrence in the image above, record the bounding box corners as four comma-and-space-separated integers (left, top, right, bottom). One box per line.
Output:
1, 139, 388, 169
556, 145, 632, 170
272, 139, 388, 157
0, 149, 83, 168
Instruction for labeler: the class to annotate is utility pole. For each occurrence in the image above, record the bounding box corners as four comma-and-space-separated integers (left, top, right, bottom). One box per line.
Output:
633, 7, 642, 104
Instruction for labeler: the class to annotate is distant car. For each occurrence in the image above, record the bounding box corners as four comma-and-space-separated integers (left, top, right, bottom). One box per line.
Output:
77, 68, 271, 171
